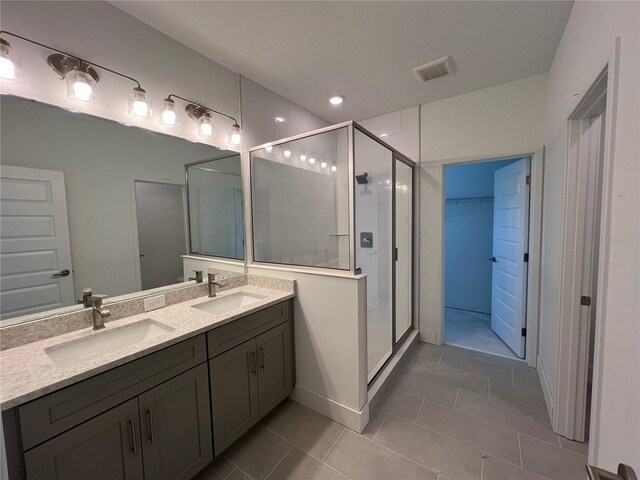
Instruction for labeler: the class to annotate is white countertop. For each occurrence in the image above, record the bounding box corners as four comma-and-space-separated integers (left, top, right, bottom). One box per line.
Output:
0, 284, 294, 411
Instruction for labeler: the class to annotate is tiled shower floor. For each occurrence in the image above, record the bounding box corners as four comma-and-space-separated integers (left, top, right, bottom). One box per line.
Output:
197, 342, 588, 480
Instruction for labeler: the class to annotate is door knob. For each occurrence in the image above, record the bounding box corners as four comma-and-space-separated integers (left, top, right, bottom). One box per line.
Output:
489, 257, 497, 263
51, 269, 70, 278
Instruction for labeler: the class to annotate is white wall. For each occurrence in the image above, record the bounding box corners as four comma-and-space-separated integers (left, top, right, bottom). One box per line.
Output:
419, 74, 548, 343
0, 1, 241, 151
540, 1, 639, 470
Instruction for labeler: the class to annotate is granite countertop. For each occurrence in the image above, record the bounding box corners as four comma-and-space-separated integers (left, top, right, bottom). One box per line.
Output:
0, 284, 294, 411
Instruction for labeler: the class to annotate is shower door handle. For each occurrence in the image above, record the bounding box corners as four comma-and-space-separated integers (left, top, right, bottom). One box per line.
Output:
394, 247, 399, 262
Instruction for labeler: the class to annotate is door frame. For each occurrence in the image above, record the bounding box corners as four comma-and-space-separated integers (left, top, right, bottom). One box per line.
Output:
438, 150, 544, 367
553, 43, 619, 446
129, 176, 187, 291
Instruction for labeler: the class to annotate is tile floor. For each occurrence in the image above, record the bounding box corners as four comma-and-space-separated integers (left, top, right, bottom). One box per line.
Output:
197, 342, 589, 480
444, 308, 518, 359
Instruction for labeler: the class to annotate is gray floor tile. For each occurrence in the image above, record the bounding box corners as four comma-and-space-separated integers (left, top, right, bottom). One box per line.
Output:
395, 373, 458, 408
519, 434, 588, 480
416, 400, 521, 466
439, 349, 513, 383
455, 389, 558, 445
466, 349, 529, 370
413, 359, 489, 395
324, 429, 437, 480
489, 379, 549, 419
558, 437, 589, 457
379, 388, 424, 421
411, 342, 447, 364
226, 469, 253, 480
482, 456, 547, 480
513, 368, 543, 391
196, 457, 236, 480
375, 414, 482, 480
262, 401, 345, 459
225, 425, 293, 480
359, 408, 387, 441
265, 447, 347, 480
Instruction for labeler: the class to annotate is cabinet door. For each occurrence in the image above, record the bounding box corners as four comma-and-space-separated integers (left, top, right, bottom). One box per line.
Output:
24, 398, 143, 480
256, 322, 292, 416
210, 338, 259, 456
138, 363, 213, 480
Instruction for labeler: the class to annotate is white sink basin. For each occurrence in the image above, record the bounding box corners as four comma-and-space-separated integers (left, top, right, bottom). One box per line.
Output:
45, 319, 174, 369
193, 292, 266, 316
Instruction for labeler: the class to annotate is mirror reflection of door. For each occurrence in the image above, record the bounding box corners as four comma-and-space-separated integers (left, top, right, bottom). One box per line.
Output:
134, 181, 186, 290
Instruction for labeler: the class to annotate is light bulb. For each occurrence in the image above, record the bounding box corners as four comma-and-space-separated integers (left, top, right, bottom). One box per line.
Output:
0, 40, 23, 82
309, 157, 316, 165
329, 95, 345, 105
128, 87, 152, 118
331, 163, 337, 172
283, 149, 292, 158
198, 113, 213, 137
159, 98, 177, 126
299, 154, 307, 162
67, 70, 96, 103
229, 123, 242, 145
265, 145, 273, 153
320, 160, 327, 169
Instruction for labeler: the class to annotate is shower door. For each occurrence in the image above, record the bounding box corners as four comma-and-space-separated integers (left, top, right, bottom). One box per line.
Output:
394, 157, 414, 344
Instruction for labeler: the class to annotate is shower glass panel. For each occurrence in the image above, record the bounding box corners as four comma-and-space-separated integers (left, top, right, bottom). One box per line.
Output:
250, 127, 350, 269
354, 129, 394, 381
395, 157, 413, 342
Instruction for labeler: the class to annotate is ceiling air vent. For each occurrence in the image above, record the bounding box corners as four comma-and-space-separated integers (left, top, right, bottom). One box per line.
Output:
413, 56, 454, 83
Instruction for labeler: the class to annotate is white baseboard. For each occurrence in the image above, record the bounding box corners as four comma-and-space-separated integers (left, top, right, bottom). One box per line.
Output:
291, 385, 369, 433
537, 354, 554, 423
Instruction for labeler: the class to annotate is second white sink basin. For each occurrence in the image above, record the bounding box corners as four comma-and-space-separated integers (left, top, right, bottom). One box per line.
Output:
45, 319, 174, 369
193, 292, 266, 316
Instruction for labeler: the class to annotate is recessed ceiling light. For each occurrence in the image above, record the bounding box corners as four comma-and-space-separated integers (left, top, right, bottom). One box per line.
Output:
274, 116, 285, 123
329, 95, 345, 105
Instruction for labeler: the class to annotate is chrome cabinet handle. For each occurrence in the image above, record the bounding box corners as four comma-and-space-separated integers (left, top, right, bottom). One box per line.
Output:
51, 269, 70, 278
146, 409, 155, 445
258, 347, 264, 369
129, 419, 137, 456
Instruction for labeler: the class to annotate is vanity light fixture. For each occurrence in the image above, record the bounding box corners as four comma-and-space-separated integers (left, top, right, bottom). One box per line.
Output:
329, 95, 345, 105
159, 97, 178, 126
0, 37, 23, 82
129, 86, 152, 118
0, 31, 150, 113
331, 162, 338, 172
320, 159, 327, 169
265, 145, 273, 153
299, 154, 307, 162
283, 149, 292, 158
309, 156, 316, 165
167, 94, 242, 145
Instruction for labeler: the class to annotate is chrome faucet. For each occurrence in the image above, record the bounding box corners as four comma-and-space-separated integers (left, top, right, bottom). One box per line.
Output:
89, 295, 110, 330
189, 270, 203, 283
208, 273, 224, 298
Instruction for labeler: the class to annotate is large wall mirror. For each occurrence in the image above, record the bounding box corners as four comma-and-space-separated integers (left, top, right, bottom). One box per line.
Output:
0, 95, 246, 325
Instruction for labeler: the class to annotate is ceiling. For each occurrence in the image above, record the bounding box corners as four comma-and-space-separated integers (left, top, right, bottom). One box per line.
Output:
112, 1, 573, 123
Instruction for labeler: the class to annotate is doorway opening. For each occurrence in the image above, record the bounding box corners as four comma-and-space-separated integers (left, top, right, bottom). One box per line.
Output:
444, 157, 531, 359
134, 181, 187, 291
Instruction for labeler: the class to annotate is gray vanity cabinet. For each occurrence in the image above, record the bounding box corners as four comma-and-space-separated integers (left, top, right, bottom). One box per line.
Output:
210, 338, 260, 455
208, 300, 293, 455
138, 362, 213, 480
23, 398, 144, 480
256, 321, 292, 415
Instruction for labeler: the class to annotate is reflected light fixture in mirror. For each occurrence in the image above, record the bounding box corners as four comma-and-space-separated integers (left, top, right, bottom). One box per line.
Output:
159, 97, 178, 126
0, 38, 23, 82
129, 86, 152, 118
283, 148, 291, 158
331, 162, 337, 172
309, 156, 316, 165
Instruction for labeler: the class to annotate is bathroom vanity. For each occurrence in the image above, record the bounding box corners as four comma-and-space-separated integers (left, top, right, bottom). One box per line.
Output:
0, 281, 294, 480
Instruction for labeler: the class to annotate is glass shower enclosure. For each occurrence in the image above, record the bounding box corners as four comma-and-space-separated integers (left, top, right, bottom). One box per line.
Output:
249, 122, 415, 383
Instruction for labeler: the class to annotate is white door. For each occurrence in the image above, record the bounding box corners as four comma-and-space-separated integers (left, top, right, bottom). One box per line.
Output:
491, 158, 530, 357
0, 165, 75, 321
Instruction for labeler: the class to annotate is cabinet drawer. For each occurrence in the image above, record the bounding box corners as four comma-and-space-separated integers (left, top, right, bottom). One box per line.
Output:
19, 335, 206, 450
207, 301, 290, 358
